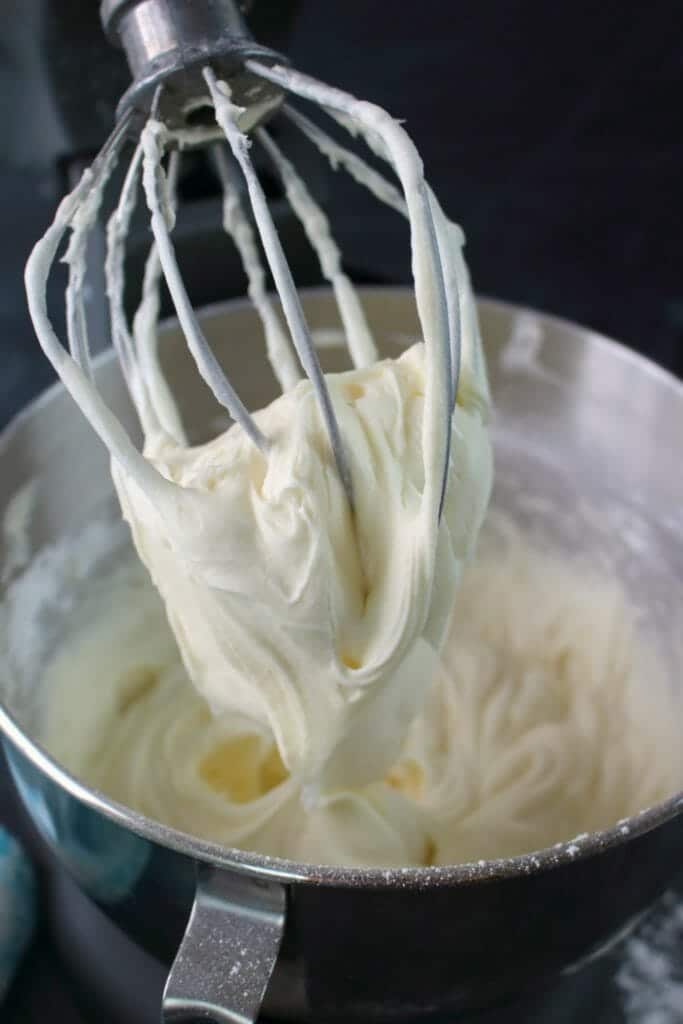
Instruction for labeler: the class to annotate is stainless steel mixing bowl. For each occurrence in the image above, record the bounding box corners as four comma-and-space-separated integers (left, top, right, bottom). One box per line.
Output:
0, 289, 682, 1023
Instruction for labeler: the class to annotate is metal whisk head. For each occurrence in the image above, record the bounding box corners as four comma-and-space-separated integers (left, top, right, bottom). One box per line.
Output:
100, 0, 287, 132
26, 0, 467, 520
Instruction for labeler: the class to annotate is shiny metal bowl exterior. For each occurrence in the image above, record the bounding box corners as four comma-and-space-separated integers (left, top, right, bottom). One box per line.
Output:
0, 290, 682, 1023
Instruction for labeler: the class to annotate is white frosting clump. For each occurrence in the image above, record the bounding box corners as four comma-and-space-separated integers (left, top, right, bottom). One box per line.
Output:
24, 64, 495, 848
113, 341, 492, 800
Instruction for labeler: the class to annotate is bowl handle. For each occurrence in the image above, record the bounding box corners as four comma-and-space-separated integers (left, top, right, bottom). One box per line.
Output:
162, 862, 286, 1023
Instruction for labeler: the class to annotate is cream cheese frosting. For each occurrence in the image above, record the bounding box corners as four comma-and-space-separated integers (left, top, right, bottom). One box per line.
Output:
20, 64, 683, 868
40, 518, 683, 867
112, 340, 492, 801
25, 69, 494, 815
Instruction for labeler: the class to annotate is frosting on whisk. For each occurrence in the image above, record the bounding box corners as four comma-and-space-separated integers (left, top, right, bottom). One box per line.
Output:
114, 341, 491, 796
26, 67, 492, 801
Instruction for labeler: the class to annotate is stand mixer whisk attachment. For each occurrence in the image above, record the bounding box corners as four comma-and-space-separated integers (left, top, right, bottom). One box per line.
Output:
26, 0, 479, 522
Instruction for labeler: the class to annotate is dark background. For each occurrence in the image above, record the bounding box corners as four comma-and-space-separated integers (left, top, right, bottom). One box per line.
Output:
1, 0, 682, 1019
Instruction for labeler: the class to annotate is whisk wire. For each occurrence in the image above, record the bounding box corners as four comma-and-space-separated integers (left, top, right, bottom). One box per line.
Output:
132, 149, 188, 444
256, 126, 378, 370
29, 54, 466, 524
140, 118, 269, 452
205, 67, 354, 506
246, 61, 454, 520
283, 106, 406, 216
105, 142, 144, 397
24, 109, 170, 496
283, 105, 464, 412
63, 113, 136, 384
211, 143, 301, 394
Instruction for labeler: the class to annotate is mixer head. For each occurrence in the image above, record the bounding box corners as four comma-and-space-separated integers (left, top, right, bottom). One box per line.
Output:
100, 0, 289, 133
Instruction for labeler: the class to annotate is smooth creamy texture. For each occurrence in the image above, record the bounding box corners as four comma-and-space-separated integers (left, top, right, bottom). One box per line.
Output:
113, 342, 492, 798
26, 70, 493, 809
24, 69, 682, 870
111, 80, 493, 800
41, 519, 683, 867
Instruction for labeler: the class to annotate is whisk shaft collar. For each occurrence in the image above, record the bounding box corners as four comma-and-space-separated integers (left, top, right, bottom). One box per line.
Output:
101, 0, 286, 132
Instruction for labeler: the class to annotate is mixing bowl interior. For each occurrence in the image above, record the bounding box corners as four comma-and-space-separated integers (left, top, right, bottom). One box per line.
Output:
1, 287, 682, 876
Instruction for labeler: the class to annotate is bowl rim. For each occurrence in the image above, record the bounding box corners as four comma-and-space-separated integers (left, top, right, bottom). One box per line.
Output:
2, 287, 682, 890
